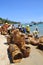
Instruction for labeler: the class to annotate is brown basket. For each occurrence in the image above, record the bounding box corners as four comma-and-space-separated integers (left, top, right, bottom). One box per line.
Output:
8, 44, 23, 63
21, 46, 30, 58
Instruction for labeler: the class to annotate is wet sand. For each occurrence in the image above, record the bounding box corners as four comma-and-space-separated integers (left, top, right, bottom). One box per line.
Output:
0, 35, 43, 65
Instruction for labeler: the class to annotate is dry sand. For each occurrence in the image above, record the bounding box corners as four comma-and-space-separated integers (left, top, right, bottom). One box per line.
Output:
0, 34, 10, 65
0, 34, 43, 65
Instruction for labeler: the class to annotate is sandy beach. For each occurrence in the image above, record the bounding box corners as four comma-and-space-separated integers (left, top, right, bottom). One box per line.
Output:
0, 34, 43, 65
0, 0, 43, 65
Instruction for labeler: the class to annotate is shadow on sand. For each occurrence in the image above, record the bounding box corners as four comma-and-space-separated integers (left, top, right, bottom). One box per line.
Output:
36, 45, 43, 51
7, 49, 13, 63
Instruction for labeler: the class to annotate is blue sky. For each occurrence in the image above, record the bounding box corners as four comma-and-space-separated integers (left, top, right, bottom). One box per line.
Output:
0, 0, 43, 23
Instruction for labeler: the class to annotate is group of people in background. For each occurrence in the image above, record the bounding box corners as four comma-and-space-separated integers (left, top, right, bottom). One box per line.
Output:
18, 24, 39, 38
18, 24, 30, 34
1, 23, 39, 38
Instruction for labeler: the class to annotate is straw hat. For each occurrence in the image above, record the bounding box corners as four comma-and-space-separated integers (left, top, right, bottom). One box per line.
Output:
26, 25, 29, 27
5, 23, 8, 24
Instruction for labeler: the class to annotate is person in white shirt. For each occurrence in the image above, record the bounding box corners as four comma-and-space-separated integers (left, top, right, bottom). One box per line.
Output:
7, 24, 13, 34
33, 27, 39, 38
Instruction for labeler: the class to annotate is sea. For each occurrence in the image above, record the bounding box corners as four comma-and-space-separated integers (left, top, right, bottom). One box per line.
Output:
22, 23, 43, 36
30, 23, 43, 36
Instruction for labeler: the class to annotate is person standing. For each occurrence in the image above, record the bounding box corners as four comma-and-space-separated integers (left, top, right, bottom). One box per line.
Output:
33, 26, 39, 38
22, 25, 26, 33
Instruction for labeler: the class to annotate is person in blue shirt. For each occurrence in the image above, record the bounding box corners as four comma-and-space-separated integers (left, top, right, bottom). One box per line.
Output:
22, 25, 26, 33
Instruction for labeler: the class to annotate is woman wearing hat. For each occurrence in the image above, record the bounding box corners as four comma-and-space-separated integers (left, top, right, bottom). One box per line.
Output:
26, 25, 30, 33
